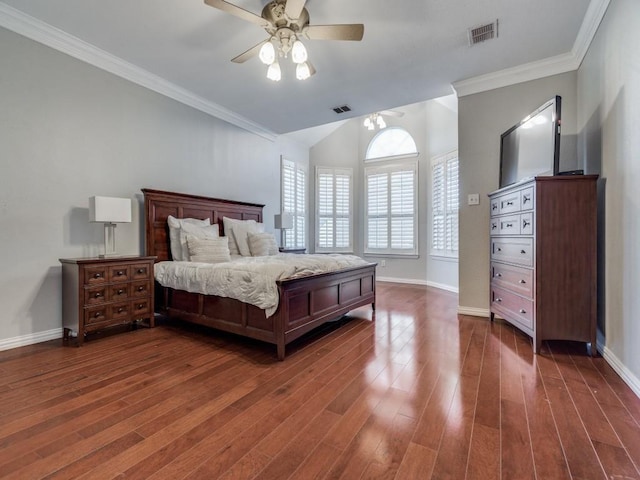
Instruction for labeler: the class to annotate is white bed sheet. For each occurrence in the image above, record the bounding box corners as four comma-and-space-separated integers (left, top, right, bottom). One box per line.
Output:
154, 253, 371, 317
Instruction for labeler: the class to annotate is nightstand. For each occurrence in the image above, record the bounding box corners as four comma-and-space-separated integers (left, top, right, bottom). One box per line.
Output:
279, 247, 306, 254
59, 256, 156, 344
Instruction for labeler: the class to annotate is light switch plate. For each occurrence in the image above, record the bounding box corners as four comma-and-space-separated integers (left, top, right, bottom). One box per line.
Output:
468, 193, 480, 205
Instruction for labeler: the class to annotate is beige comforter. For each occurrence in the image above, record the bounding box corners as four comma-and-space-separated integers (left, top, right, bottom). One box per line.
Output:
154, 253, 371, 317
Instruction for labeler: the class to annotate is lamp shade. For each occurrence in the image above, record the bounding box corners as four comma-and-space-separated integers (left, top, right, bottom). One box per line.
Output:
274, 212, 293, 230
89, 196, 132, 223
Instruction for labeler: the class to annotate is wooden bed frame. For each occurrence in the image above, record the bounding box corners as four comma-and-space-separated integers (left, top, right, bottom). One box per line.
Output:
142, 188, 376, 360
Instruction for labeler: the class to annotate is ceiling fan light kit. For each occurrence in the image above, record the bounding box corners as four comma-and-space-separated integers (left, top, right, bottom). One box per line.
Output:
204, 0, 364, 82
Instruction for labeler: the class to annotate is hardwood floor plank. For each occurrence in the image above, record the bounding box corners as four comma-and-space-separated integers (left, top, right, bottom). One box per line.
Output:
394, 441, 437, 480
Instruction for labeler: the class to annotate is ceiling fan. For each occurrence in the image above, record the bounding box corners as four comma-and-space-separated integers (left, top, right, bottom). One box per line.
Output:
204, 0, 364, 81
364, 110, 404, 130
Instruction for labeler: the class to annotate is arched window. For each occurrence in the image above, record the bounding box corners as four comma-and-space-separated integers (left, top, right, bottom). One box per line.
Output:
364, 127, 419, 256
365, 127, 418, 161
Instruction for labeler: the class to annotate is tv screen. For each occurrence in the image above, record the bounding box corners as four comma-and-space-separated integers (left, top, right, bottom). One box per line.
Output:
499, 96, 561, 188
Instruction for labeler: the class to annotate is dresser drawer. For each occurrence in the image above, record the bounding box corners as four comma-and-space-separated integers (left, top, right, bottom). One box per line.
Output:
491, 237, 534, 267
498, 215, 520, 235
520, 186, 534, 211
491, 286, 534, 330
85, 305, 108, 325
131, 298, 151, 318
490, 198, 500, 217
498, 191, 521, 215
131, 281, 150, 298
109, 265, 130, 282
521, 212, 533, 235
491, 262, 533, 298
110, 284, 129, 302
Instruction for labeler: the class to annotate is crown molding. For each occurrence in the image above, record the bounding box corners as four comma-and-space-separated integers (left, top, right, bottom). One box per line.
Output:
453, 0, 611, 97
0, 2, 277, 141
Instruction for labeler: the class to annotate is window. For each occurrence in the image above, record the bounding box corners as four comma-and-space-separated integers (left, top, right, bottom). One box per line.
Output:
366, 127, 418, 161
431, 151, 459, 258
281, 158, 306, 249
365, 161, 418, 255
316, 167, 353, 252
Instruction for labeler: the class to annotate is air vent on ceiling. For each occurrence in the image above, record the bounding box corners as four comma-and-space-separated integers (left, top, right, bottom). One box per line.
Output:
468, 20, 498, 46
332, 105, 352, 114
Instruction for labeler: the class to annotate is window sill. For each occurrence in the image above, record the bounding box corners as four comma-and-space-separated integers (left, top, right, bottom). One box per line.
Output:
363, 253, 420, 260
430, 253, 459, 263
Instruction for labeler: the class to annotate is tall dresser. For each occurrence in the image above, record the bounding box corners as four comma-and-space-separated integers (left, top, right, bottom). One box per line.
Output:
488, 175, 598, 355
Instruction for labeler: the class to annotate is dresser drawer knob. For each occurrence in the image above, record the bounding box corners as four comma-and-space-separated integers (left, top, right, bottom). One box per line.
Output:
496, 273, 502, 277
520, 250, 526, 254
117, 289, 124, 295
94, 292, 102, 298
506, 223, 513, 228
523, 219, 530, 228
497, 247, 502, 252
523, 195, 531, 204
137, 303, 144, 309
492, 204, 497, 210
94, 273, 102, 279
94, 312, 101, 318
519, 279, 526, 284
491, 224, 497, 230
118, 307, 124, 313
519, 308, 526, 314
506, 201, 514, 206
137, 268, 145, 274
137, 286, 144, 292
496, 298, 502, 302
117, 270, 124, 276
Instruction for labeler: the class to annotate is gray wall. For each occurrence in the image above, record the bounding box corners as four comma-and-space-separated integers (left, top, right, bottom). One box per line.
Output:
310, 98, 459, 290
0, 27, 308, 345
576, 0, 640, 386
457, 71, 578, 314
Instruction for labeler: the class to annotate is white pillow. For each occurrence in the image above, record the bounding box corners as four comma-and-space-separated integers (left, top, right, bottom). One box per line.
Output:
222, 217, 262, 256
248, 232, 279, 256
186, 235, 231, 264
167, 215, 210, 261
230, 222, 265, 256
179, 222, 219, 261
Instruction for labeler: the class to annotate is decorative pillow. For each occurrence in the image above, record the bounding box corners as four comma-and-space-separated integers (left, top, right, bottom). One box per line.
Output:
230, 221, 266, 256
179, 222, 219, 261
186, 235, 231, 264
167, 215, 210, 261
248, 232, 279, 257
222, 217, 264, 256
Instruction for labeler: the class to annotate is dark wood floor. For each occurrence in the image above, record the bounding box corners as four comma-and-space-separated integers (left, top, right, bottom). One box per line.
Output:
1, 282, 640, 479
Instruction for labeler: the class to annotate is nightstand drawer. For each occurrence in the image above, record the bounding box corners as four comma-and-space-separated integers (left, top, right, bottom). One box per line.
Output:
131, 263, 151, 280
85, 286, 108, 305
110, 284, 129, 302
110, 302, 130, 321
131, 281, 150, 297
109, 265, 130, 282
131, 299, 151, 317
85, 305, 108, 325
84, 266, 108, 285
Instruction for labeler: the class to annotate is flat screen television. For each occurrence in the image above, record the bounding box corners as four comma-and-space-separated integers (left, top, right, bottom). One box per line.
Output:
499, 96, 561, 188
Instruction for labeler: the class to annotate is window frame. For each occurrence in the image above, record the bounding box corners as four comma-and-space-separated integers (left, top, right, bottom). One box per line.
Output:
430, 150, 459, 259
281, 157, 307, 249
315, 166, 354, 253
364, 160, 419, 257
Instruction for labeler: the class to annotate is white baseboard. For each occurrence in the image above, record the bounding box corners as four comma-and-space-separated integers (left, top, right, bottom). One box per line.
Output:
376, 277, 458, 294
0, 328, 63, 352
457, 306, 490, 318
600, 346, 640, 399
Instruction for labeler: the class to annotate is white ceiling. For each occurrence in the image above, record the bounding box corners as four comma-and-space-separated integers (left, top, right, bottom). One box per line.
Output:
0, 0, 605, 136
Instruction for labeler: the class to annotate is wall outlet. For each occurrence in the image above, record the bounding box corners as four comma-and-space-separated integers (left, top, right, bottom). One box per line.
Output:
381, 260, 386, 267
468, 193, 480, 205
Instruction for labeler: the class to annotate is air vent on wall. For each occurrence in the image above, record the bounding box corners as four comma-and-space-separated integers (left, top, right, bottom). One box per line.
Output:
468, 20, 498, 46
332, 105, 352, 114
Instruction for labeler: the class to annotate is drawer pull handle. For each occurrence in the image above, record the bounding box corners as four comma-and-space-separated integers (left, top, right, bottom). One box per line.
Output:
94, 312, 102, 318
519, 308, 526, 314
497, 247, 502, 252
118, 307, 124, 313
94, 273, 102, 278
492, 204, 497, 210
137, 268, 145, 274
506, 201, 514, 206
117, 271, 124, 276
522, 219, 530, 228
519, 279, 526, 284
496, 273, 502, 277
506, 223, 513, 228
137, 303, 144, 309
117, 289, 124, 295
520, 250, 526, 254
496, 298, 502, 302
94, 292, 102, 298
523, 195, 531, 204
491, 224, 497, 230
137, 286, 144, 292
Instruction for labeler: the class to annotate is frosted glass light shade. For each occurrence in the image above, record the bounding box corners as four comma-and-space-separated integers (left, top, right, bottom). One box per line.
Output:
291, 40, 308, 64
89, 196, 131, 223
274, 212, 293, 230
259, 41, 276, 65
296, 62, 311, 80
267, 61, 281, 81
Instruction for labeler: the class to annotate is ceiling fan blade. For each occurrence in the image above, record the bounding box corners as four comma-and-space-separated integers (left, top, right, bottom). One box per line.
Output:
307, 61, 316, 77
231, 39, 268, 63
380, 110, 405, 118
305, 24, 364, 41
204, 0, 269, 28
285, 0, 307, 20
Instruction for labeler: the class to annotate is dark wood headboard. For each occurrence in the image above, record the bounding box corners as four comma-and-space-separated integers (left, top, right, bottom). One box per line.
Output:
142, 188, 264, 262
